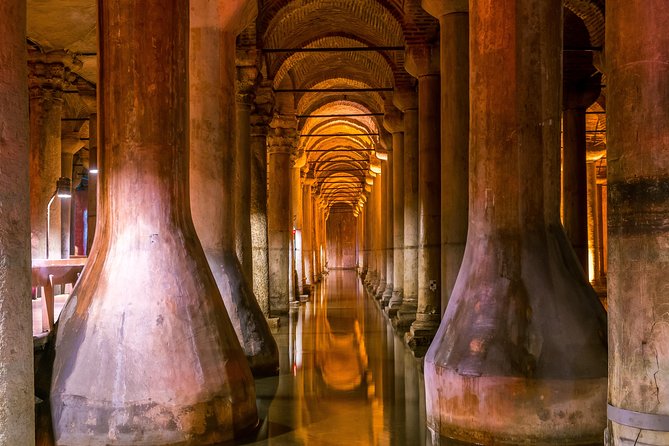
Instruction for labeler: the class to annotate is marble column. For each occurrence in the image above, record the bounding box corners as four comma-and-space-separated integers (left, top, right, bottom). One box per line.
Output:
250, 83, 273, 317
394, 90, 419, 331
61, 133, 85, 259
423, 0, 470, 314
382, 150, 394, 307
302, 176, 315, 293
291, 158, 306, 296
562, 87, 600, 276
28, 52, 76, 259
0, 0, 34, 443
373, 163, 386, 299
235, 63, 257, 285
406, 44, 442, 353
586, 161, 602, 284
51, 0, 259, 441
87, 112, 98, 254
608, 2, 669, 445
425, 0, 607, 443
189, 0, 278, 377
268, 117, 296, 315
384, 107, 405, 317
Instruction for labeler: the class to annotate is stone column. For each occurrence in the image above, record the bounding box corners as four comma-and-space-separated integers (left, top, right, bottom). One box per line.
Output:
423, 0, 470, 314
562, 87, 600, 276
61, 133, 85, 259
373, 163, 386, 298
51, 0, 259, 441
586, 161, 602, 284
424, 0, 607, 443
268, 117, 296, 314
302, 176, 315, 292
250, 83, 273, 317
382, 150, 394, 307
189, 0, 278, 377
290, 157, 306, 296
406, 44, 442, 353
0, 1, 34, 443
394, 90, 419, 331
235, 63, 257, 285
384, 107, 405, 317
87, 112, 98, 254
608, 2, 669, 445
28, 52, 74, 259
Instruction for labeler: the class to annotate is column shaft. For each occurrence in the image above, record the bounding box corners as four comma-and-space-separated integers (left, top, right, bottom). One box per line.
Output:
0, 0, 34, 443
439, 10, 469, 313
398, 107, 419, 330
29, 64, 63, 259
250, 111, 271, 316
563, 106, 589, 274
51, 0, 259, 441
268, 127, 294, 315
87, 113, 98, 254
189, 4, 278, 376
608, 2, 669, 445
388, 130, 405, 316
424, 0, 607, 443
409, 71, 441, 352
382, 152, 394, 306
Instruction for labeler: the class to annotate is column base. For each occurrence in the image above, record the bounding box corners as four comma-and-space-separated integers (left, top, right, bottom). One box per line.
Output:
424, 367, 606, 446
405, 318, 439, 357
385, 289, 403, 318
374, 281, 386, 300
393, 300, 417, 333
381, 283, 393, 307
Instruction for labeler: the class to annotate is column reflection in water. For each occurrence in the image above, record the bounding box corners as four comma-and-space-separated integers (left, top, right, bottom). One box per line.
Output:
248, 270, 429, 445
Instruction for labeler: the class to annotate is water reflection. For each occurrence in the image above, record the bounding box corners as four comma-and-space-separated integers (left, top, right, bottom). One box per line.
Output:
244, 270, 430, 446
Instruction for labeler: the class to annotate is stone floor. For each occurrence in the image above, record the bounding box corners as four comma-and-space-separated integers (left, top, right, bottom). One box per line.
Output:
244, 269, 432, 446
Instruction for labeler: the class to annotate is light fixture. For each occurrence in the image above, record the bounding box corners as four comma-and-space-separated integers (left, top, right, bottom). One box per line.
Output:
89, 168, 98, 174
46, 177, 72, 259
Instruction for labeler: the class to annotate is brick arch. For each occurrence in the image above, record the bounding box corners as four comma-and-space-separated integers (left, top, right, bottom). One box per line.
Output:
271, 37, 397, 89
564, 0, 605, 47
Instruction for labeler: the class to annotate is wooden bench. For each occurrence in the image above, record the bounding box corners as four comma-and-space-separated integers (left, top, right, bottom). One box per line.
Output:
32, 258, 86, 332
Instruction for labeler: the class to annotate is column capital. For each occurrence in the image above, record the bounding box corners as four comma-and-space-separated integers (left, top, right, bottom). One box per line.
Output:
421, 0, 468, 19
251, 81, 275, 136
267, 118, 297, 154
28, 50, 81, 101
392, 87, 418, 112
405, 44, 440, 79
236, 65, 259, 106
383, 105, 404, 133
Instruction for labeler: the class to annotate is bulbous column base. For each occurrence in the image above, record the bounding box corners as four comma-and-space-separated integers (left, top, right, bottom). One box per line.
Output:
425, 369, 606, 446
381, 283, 393, 307
51, 238, 259, 445
208, 250, 280, 377
385, 289, 403, 318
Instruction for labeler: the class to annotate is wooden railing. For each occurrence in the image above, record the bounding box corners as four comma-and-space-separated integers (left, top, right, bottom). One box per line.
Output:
32, 258, 86, 332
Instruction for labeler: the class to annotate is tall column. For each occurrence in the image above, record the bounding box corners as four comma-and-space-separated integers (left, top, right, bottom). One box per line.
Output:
608, 2, 669, 445
61, 133, 85, 258
562, 87, 600, 276
382, 150, 394, 307
250, 83, 273, 317
373, 163, 386, 298
87, 113, 98, 254
425, 0, 607, 443
290, 157, 306, 296
394, 90, 419, 331
51, 0, 259, 441
586, 161, 602, 284
423, 0, 470, 314
235, 63, 257, 285
0, 1, 34, 443
268, 117, 296, 315
189, 0, 278, 377
406, 44, 442, 353
384, 108, 405, 317
302, 176, 315, 292
28, 52, 75, 259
